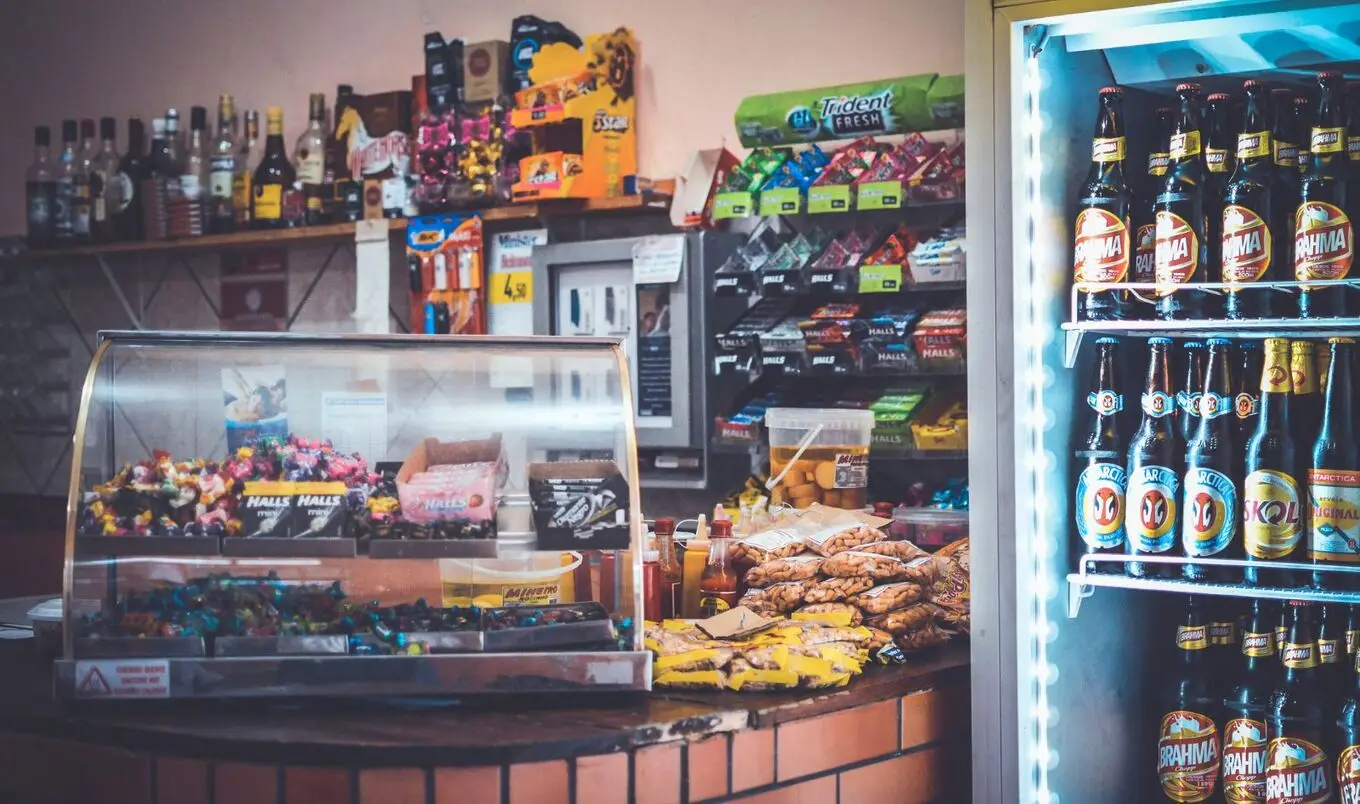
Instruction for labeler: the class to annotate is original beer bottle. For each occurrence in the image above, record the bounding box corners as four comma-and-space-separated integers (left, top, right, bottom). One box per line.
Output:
1266, 601, 1334, 803
1334, 627, 1360, 802
1074, 337, 1127, 571
1157, 83, 1212, 320
1159, 596, 1222, 802
1182, 338, 1240, 582
1320, 605, 1348, 702
1223, 81, 1280, 320
1135, 107, 1177, 320
1127, 338, 1183, 579
1180, 341, 1207, 445
1206, 92, 1234, 282
1297, 73, 1354, 319
1235, 343, 1264, 446
1222, 599, 1277, 803
1074, 87, 1134, 321
1244, 339, 1303, 588
1310, 337, 1360, 589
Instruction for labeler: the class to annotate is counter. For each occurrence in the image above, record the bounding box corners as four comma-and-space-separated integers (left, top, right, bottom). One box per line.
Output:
0, 639, 969, 804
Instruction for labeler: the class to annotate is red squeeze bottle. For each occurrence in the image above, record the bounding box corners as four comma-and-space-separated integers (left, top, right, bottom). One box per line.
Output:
699, 519, 740, 617
642, 550, 663, 622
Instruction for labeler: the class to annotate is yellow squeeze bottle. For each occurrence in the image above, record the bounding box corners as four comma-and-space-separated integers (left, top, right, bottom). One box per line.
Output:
681, 515, 709, 619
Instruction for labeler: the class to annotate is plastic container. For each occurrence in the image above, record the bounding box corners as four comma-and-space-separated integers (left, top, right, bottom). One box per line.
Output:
765, 408, 875, 510
440, 553, 582, 608
27, 598, 63, 659
892, 507, 969, 550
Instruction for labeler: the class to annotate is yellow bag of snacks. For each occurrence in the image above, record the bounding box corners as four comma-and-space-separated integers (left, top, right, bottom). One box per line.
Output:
738, 643, 791, 671
654, 647, 735, 674
728, 667, 800, 691
792, 602, 862, 627
656, 669, 728, 689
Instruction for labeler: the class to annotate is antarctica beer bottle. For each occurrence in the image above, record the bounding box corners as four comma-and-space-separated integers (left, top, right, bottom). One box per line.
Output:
1073, 337, 1127, 572
1127, 338, 1182, 579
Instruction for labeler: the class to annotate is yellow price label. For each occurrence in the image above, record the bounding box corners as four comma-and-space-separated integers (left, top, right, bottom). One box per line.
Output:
489, 271, 533, 304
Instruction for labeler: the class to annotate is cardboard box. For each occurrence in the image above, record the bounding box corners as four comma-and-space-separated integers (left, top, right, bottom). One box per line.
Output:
395, 435, 504, 524
464, 40, 509, 103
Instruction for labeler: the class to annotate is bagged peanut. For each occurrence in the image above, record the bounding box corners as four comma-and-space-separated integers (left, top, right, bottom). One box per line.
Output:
847, 581, 926, 615
745, 554, 824, 588
803, 576, 875, 604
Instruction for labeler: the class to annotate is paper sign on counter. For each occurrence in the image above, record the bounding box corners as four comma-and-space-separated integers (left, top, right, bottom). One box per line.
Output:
632, 234, 686, 284
74, 660, 170, 698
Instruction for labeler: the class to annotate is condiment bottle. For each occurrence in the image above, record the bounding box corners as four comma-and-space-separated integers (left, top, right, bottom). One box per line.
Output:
654, 517, 683, 619
699, 519, 740, 617
642, 550, 663, 622
682, 514, 709, 618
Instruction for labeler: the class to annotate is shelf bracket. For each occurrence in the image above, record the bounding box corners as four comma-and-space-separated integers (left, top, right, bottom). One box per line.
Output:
1063, 329, 1083, 368
96, 255, 143, 331
1066, 575, 1093, 619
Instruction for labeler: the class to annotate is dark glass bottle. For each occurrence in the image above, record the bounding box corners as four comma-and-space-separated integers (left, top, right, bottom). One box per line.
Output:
250, 106, 295, 230
1296, 94, 1316, 178
1073, 337, 1127, 571
1297, 73, 1354, 318
1126, 338, 1182, 579
1243, 338, 1303, 588
24, 126, 55, 247
1335, 626, 1360, 801
1234, 342, 1264, 447
112, 119, 147, 242
1223, 81, 1280, 320
1074, 86, 1134, 321
1205, 92, 1234, 284
1320, 604, 1348, 702
1179, 341, 1207, 445
1157, 596, 1221, 802
1266, 601, 1334, 803
1156, 83, 1211, 320
1221, 598, 1276, 803
1134, 107, 1175, 320
1310, 337, 1360, 591
1181, 338, 1239, 582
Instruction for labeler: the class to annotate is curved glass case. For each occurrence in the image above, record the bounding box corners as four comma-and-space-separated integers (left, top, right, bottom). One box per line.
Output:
56, 331, 648, 699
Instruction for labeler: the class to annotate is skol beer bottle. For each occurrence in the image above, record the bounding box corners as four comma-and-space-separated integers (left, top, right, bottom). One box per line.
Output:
1074, 87, 1134, 321
1181, 341, 1207, 445
1235, 343, 1264, 446
1222, 598, 1277, 803
1073, 337, 1127, 571
1159, 596, 1222, 802
1135, 107, 1176, 319
1244, 339, 1303, 588
1182, 339, 1240, 582
1223, 81, 1281, 320
1310, 337, 1360, 589
1127, 338, 1182, 579
1157, 83, 1212, 320
1266, 601, 1334, 803
1334, 629, 1360, 802
1297, 73, 1354, 319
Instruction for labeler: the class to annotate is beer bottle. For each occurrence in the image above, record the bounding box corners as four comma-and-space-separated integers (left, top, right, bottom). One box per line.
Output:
1135, 107, 1176, 319
1206, 92, 1234, 283
1266, 601, 1334, 803
1293, 341, 1323, 457
1182, 338, 1240, 582
1158, 596, 1222, 802
1157, 83, 1212, 320
1272, 88, 1303, 194
1234, 343, 1264, 447
1209, 599, 1241, 686
1320, 604, 1348, 702
1244, 339, 1303, 588
1310, 337, 1360, 589
1296, 94, 1316, 178
1180, 341, 1207, 445
1348, 83, 1360, 209
1074, 87, 1134, 321
1127, 338, 1183, 579
1223, 81, 1280, 320
1348, 605, 1360, 661
1277, 601, 1292, 667
1221, 599, 1277, 803
1073, 337, 1127, 571
1335, 625, 1360, 802
1297, 73, 1354, 319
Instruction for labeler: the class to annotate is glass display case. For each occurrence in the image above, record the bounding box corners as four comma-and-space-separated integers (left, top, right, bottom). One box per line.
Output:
54, 331, 648, 699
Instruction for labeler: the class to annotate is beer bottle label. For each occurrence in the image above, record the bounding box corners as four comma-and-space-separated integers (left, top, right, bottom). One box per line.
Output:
1348, 628, 1360, 655
1134, 223, 1157, 283
1178, 624, 1209, 649
1209, 621, 1235, 646
1206, 147, 1229, 173
1241, 631, 1274, 658
1091, 136, 1125, 163
1308, 468, 1360, 562
1087, 389, 1123, 414
1198, 391, 1231, 419
1222, 205, 1273, 283
1336, 745, 1360, 802
1129, 465, 1179, 553
1222, 718, 1268, 802
1235, 391, 1260, 420
1295, 201, 1354, 281
1275, 140, 1299, 169
1143, 391, 1175, 418
1075, 463, 1126, 550
1349, 136, 1360, 162
1073, 208, 1131, 283
1170, 131, 1203, 159
1243, 469, 1303, 559
253, 184, 283, 220
1237, 131, 1271, 161
1177, 389, 1202, 420
1264, 736, 1330, 803
1158, 710, 1219, 802
1149, 151, 1171, 177
1311, 126, 1346, 154
1283, 641, 1319, 669
1182, 467, 1237, 558
1155, 210, 1199, 293
1319, 637, 1342, 664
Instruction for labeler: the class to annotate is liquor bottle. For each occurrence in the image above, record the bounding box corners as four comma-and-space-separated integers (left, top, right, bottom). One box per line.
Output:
1234, 342, 1264, 447
55, 120, 89, 244
1221, 598, 1276, 803
294, 92, 328, 226
1223, 81, 1279, 320
327, 85, 356, 222
111, 118, 147, 241
25, 126, 55, 247
208, 95, 238, 234
1157, 596, 1221, 802
1297, 73, 1354, 319
1266, 601, 1333, 803
1205, 92, 1234, 282
1310, 337, 1360, 589
77, 120, 96, 198
1181, 338, 1239, 582
233, 110, 258, 229
1243, 338, 1302, 588
1073, 86, 1134, 321
698, 518, 739, 616
180, 105, 208, 206
1126, 338, 1182, 579
251, 107, 294, 230
164, 108, 183, 176
1320, 604, 1348, 702
148, 117, 172, 178
1179, 341, 1206, 445
88, 118, 121, 242
1335, 630, 1360, 802
1073, 337, 1128, 570
1156, 83, 1210, 320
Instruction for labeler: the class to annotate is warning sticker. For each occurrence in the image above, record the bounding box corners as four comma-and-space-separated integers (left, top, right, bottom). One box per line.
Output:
74, 660, 170, 698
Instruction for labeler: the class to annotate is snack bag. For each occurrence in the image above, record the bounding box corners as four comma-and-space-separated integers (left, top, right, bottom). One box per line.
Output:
847, 582, 927, 616
656, 669, 728, 689
853, 540, 929, 561
895, 623, 953, 652
792, 602, 862, 627
654, 646, 735, 674
868, 602, 945, 636
731, 526, 807, 564
820, 550, 919, 582
745, 554, 824, 588
803, 576, 874, 604
931, 557, 971, 634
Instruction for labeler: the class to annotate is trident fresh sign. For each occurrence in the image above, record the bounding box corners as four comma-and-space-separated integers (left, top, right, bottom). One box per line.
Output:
733, 74, 963, 148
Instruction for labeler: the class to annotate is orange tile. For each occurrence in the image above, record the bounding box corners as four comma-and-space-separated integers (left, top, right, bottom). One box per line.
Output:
287, 766, 350, 804
215, 761, 279, 804
509, 759, 568, 804
575, 752, 628, 804
358, 769, 425, 804
0, 733, 71, 800
434, 766, 502, 804
839, 746, 946, 804
730, 729, 776, 793
902, 685, 970, 750
776, 698, 898, 781
634, 743, 682, 804
157, 757, 210, 804
85, 744, 153, 804
687, 735, 729, 801
726, 774, 837, 804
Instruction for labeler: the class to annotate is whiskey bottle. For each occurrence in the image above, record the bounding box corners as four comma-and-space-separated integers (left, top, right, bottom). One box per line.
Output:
181, 106, 208, 204
25, 126, 56, 247
111, 118, 148, 241
251, 106, 294, 230
294, 92, 327, 225
233, 110, 258, 229
89, 117, 122, 242
208, 95, 237, 234
55, 120, 91, 243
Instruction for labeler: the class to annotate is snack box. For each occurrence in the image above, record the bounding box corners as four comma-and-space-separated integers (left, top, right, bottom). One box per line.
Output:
870, 393, 929, 436
913, 309, 967, 362
907, 229, 966, 283
892, 506, 969, 551
396, 436, 503, 524
911, 400, 969, 451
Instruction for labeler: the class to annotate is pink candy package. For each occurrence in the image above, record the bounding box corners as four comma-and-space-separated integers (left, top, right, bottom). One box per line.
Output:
394, 436, 504, 524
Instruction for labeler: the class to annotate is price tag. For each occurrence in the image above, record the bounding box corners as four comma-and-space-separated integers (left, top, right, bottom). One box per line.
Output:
713, 192, 754, 219
759, 188, 802, 217
857, 180, 903, 210
489, 270, 533, 304
808, 185, 852, 214
859, 264, 904, 293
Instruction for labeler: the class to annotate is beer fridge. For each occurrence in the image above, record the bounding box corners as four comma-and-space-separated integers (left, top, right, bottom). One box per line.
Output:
967, 1, 1360, 801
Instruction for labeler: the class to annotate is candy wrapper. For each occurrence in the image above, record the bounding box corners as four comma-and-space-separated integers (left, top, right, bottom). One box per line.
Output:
529, 460, 631, 550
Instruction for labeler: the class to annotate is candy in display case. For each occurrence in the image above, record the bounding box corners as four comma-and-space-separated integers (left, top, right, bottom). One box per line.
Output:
55, 331, 648, 699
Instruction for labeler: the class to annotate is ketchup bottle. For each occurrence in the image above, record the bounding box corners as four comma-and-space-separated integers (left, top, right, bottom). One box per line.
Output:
699, 519, 740, 617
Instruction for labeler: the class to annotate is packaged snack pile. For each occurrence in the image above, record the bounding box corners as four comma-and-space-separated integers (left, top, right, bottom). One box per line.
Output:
908, 225, 966, 283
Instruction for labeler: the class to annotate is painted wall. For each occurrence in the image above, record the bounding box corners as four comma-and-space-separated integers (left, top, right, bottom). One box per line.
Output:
0, 0, 964, 233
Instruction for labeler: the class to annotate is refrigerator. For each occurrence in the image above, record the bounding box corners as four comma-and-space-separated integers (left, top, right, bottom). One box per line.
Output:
966, 1, 1360, 801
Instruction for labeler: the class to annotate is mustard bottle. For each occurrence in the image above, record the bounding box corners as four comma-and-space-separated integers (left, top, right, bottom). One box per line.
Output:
681, 515, 709, 618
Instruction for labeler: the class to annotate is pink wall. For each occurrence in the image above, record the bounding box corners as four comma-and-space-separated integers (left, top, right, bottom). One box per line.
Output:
0, 0, 963, 234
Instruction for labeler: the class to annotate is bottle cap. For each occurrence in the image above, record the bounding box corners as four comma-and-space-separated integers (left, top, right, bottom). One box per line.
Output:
1243, 79, 1262, 89
1094, 336, 1120, 345
61, 119, 77, 142
1099, 86, 1123, 96
33, 126, 50, 147
1149, 337, 1173, 346
267, 106, 283, 118
1319, 71, 1343, 81
1176, 82, 1202, 94
152, 117, 166, 134
190, 106, 207, 130
1295, 95, 1310, 106
1207, 93, 1231, 102
1184, 341, 1204, 348
1329, 337, 1356, 344
1206, 337, 1231, 346
79, 119, 95, 139
642, 550, 659, 563
653, 517, 675, 535
99, 117, 116, 139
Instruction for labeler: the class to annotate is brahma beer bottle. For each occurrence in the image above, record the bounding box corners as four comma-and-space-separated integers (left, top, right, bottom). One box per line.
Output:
1182, 339, 1239, 583
1297, 73, 1354, 319
1273, 87, 1303, 196
1348, 605, 1360, 661
1221, 599, 1277, 803
1205, 92, 1234, 280
1266, 601, 1333, 803
1296, 94, 1316, 178
1243, 339, 1303, 589
1180, 341, 1207, 445
1158, 596, 1222, 802
1127, 338, 1182, 579
1310, 337, 1360, 590
1135, 107, 1177, 320
1073, 337, 1127, 571
1335, 633, 1360, 803
1320, 605, 1348, 703
1074, 87, 1134, 321
1234, 343, 1264, 447
1223, 81, 1280, 320
1157, 83, 1211, 320
1209, 600, 1241, 686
